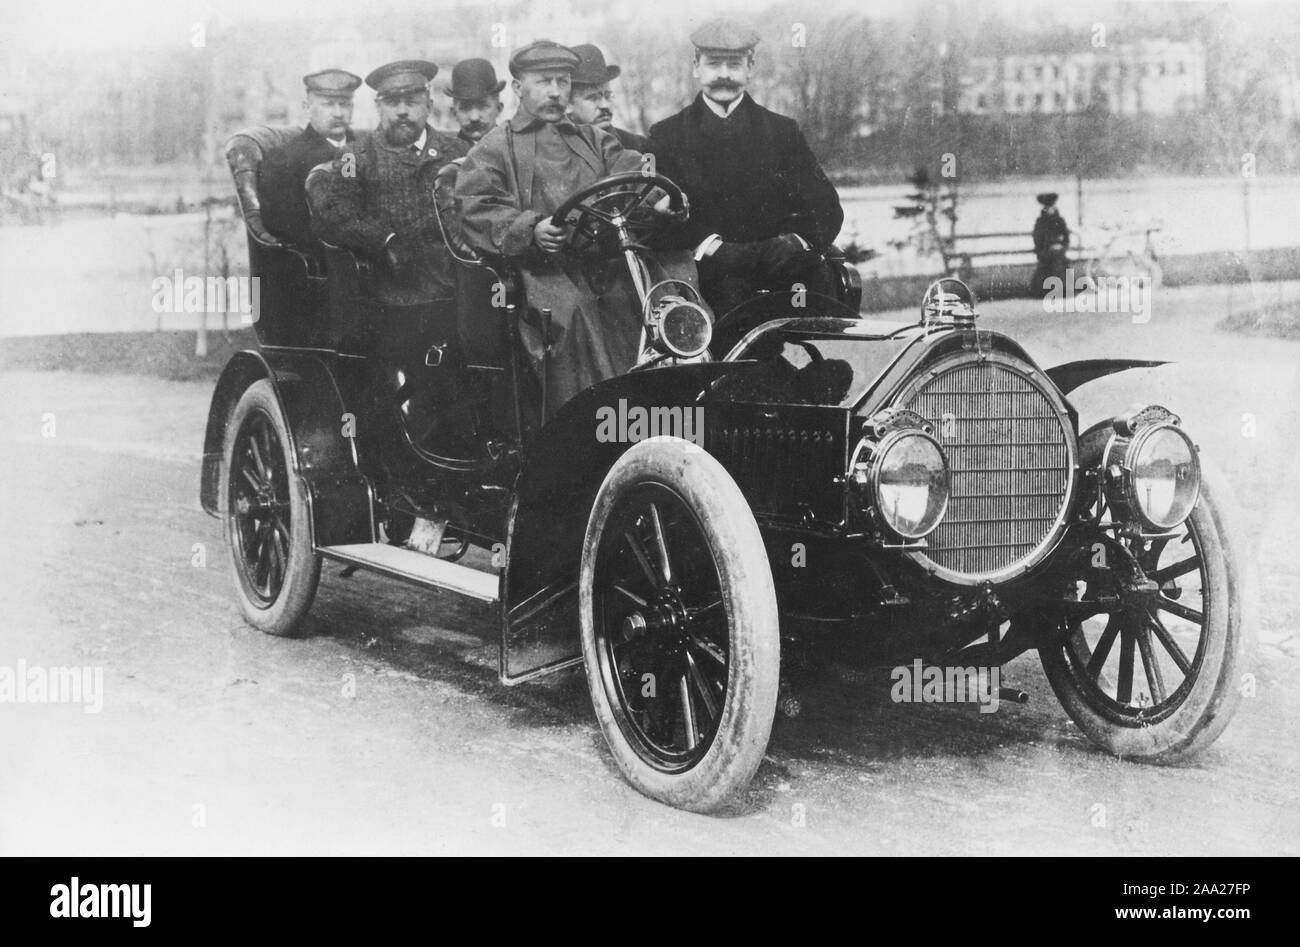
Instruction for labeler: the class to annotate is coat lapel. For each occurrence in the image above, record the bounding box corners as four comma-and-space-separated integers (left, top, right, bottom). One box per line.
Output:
560, 124, 602, 176
511, 124, 535, 210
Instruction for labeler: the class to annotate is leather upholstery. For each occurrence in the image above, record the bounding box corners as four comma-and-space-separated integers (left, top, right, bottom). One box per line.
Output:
224, 125, 302, 247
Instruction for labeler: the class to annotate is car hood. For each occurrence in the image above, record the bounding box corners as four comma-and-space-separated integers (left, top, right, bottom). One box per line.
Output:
708, 317, 927, 409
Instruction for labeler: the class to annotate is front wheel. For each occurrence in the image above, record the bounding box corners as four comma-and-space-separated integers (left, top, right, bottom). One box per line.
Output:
1040, 461, 1253, 762
579, 437, 780, 812
220, 379, 321, 636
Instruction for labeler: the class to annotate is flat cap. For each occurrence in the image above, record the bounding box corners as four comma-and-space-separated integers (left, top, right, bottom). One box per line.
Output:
570, 44, 620, 86
690, 17, 761, 53
366, 60, 439, 97
304, 69, 362, 96
1036, 192, 1059, 206
508, 39, 580, 78
445, 58, 506, 99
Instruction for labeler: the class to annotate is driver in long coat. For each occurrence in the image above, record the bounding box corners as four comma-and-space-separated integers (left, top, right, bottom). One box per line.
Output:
455, 39, 681, 416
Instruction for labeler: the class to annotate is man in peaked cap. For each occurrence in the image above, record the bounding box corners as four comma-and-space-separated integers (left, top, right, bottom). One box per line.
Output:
315, 60, 472, 555
455, 39, 687, 417
445, 58, 505, 147
260, 68, 362, 245
1030, 192, 1070, 298
566, 44, 649, 152
649, 17, 844, 334
315, 59, 468, 304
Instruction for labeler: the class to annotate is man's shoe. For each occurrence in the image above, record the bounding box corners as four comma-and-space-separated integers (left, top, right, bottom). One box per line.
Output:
405, 516, 448, 556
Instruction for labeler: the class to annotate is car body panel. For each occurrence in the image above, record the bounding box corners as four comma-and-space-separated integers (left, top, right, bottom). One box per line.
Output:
200, 347, 375, 547
1044, 357, 1169, 395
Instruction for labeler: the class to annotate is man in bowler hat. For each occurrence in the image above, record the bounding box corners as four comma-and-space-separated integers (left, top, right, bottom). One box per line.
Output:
566, 44, 649, 152
260, 69, 361, 246
445, 58, 505, 147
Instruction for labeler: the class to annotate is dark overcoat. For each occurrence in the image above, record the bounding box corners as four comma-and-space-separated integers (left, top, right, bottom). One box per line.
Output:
314, 125, 468, 304
1031, 209, 1071, 297
259, 125, 355, 246
648, 93, 843, 250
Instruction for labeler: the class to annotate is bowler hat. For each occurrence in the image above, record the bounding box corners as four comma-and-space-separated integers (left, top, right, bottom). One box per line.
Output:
445, 58, 506, 99
508, 39, 580, 78
366, 60, 439, 97
1036, 192, 1059, 206
570, 44, 620, 86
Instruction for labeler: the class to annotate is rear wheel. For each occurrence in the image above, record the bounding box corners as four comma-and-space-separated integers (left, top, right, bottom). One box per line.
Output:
220, 380, 320, 636
1040, 462, 1252, 761
580, 438, 780, 812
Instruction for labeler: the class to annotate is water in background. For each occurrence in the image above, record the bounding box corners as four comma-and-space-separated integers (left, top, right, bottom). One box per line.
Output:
2, 174, 1298, 336
842, 174, 1300, 278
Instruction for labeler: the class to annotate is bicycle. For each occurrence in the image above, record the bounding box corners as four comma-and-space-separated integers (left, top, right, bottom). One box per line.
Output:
1079, 223, 1162, 292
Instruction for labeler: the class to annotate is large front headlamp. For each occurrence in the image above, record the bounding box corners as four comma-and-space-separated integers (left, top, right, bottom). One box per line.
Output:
1103, 409, 1200, 530
852, 425, 951, 540
649, 296, 712, 359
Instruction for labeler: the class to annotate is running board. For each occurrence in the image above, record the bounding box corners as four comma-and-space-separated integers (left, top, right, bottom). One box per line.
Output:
318, 543, 500, 603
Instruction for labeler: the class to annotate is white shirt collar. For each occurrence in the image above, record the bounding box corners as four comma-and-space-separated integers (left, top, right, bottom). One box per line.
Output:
702, 91, 746, 119
412, 127, 428, 152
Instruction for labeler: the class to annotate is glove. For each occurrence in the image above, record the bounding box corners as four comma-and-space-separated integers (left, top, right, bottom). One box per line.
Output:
384, 233, 422, 286
756, 234, 821, 283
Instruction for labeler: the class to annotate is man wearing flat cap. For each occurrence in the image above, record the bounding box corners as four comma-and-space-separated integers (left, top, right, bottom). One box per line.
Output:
315, 59, 468, 305
456, 39, 684, 416
260, 69, 361, 246
566, 44, 649, 152
650, 17, 844, 321
446, 58, 505, 147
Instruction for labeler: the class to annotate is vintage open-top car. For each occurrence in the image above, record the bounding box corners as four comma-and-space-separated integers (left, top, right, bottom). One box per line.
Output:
202, 126, 1251, 812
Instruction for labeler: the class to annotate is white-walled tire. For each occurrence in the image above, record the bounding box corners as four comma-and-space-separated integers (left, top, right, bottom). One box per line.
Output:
579, 437, 780, 812
1041, 461, 1253, 761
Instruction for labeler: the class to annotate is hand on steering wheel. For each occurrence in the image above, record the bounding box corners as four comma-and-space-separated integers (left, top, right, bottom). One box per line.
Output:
548, 172, 687, 253
533, 217, 568, 253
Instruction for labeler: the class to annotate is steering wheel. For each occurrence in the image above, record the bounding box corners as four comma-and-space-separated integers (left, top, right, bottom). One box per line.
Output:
549, 172, 686, 252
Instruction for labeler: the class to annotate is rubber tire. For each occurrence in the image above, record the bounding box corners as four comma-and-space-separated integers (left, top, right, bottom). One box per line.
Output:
1040, 460, 1255, 762
220, 379, 321, 636
579, 437, 780, 812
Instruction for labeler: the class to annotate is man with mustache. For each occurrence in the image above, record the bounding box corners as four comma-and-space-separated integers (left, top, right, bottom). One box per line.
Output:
316, 59, 467, 304
649, 18, 844, 326
315, 60, 471, 556
566, 44, 649, 152
456, 40, 685, 417
260, 69, 361, 246
445, 58, 505, 147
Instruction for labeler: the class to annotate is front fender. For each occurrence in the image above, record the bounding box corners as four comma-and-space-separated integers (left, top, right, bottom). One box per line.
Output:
500, 363, 729, 683
1045, 358, 1167, 395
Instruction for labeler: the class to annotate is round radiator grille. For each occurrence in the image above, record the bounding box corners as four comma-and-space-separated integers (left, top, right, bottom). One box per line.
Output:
899, 354, 1075, 583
